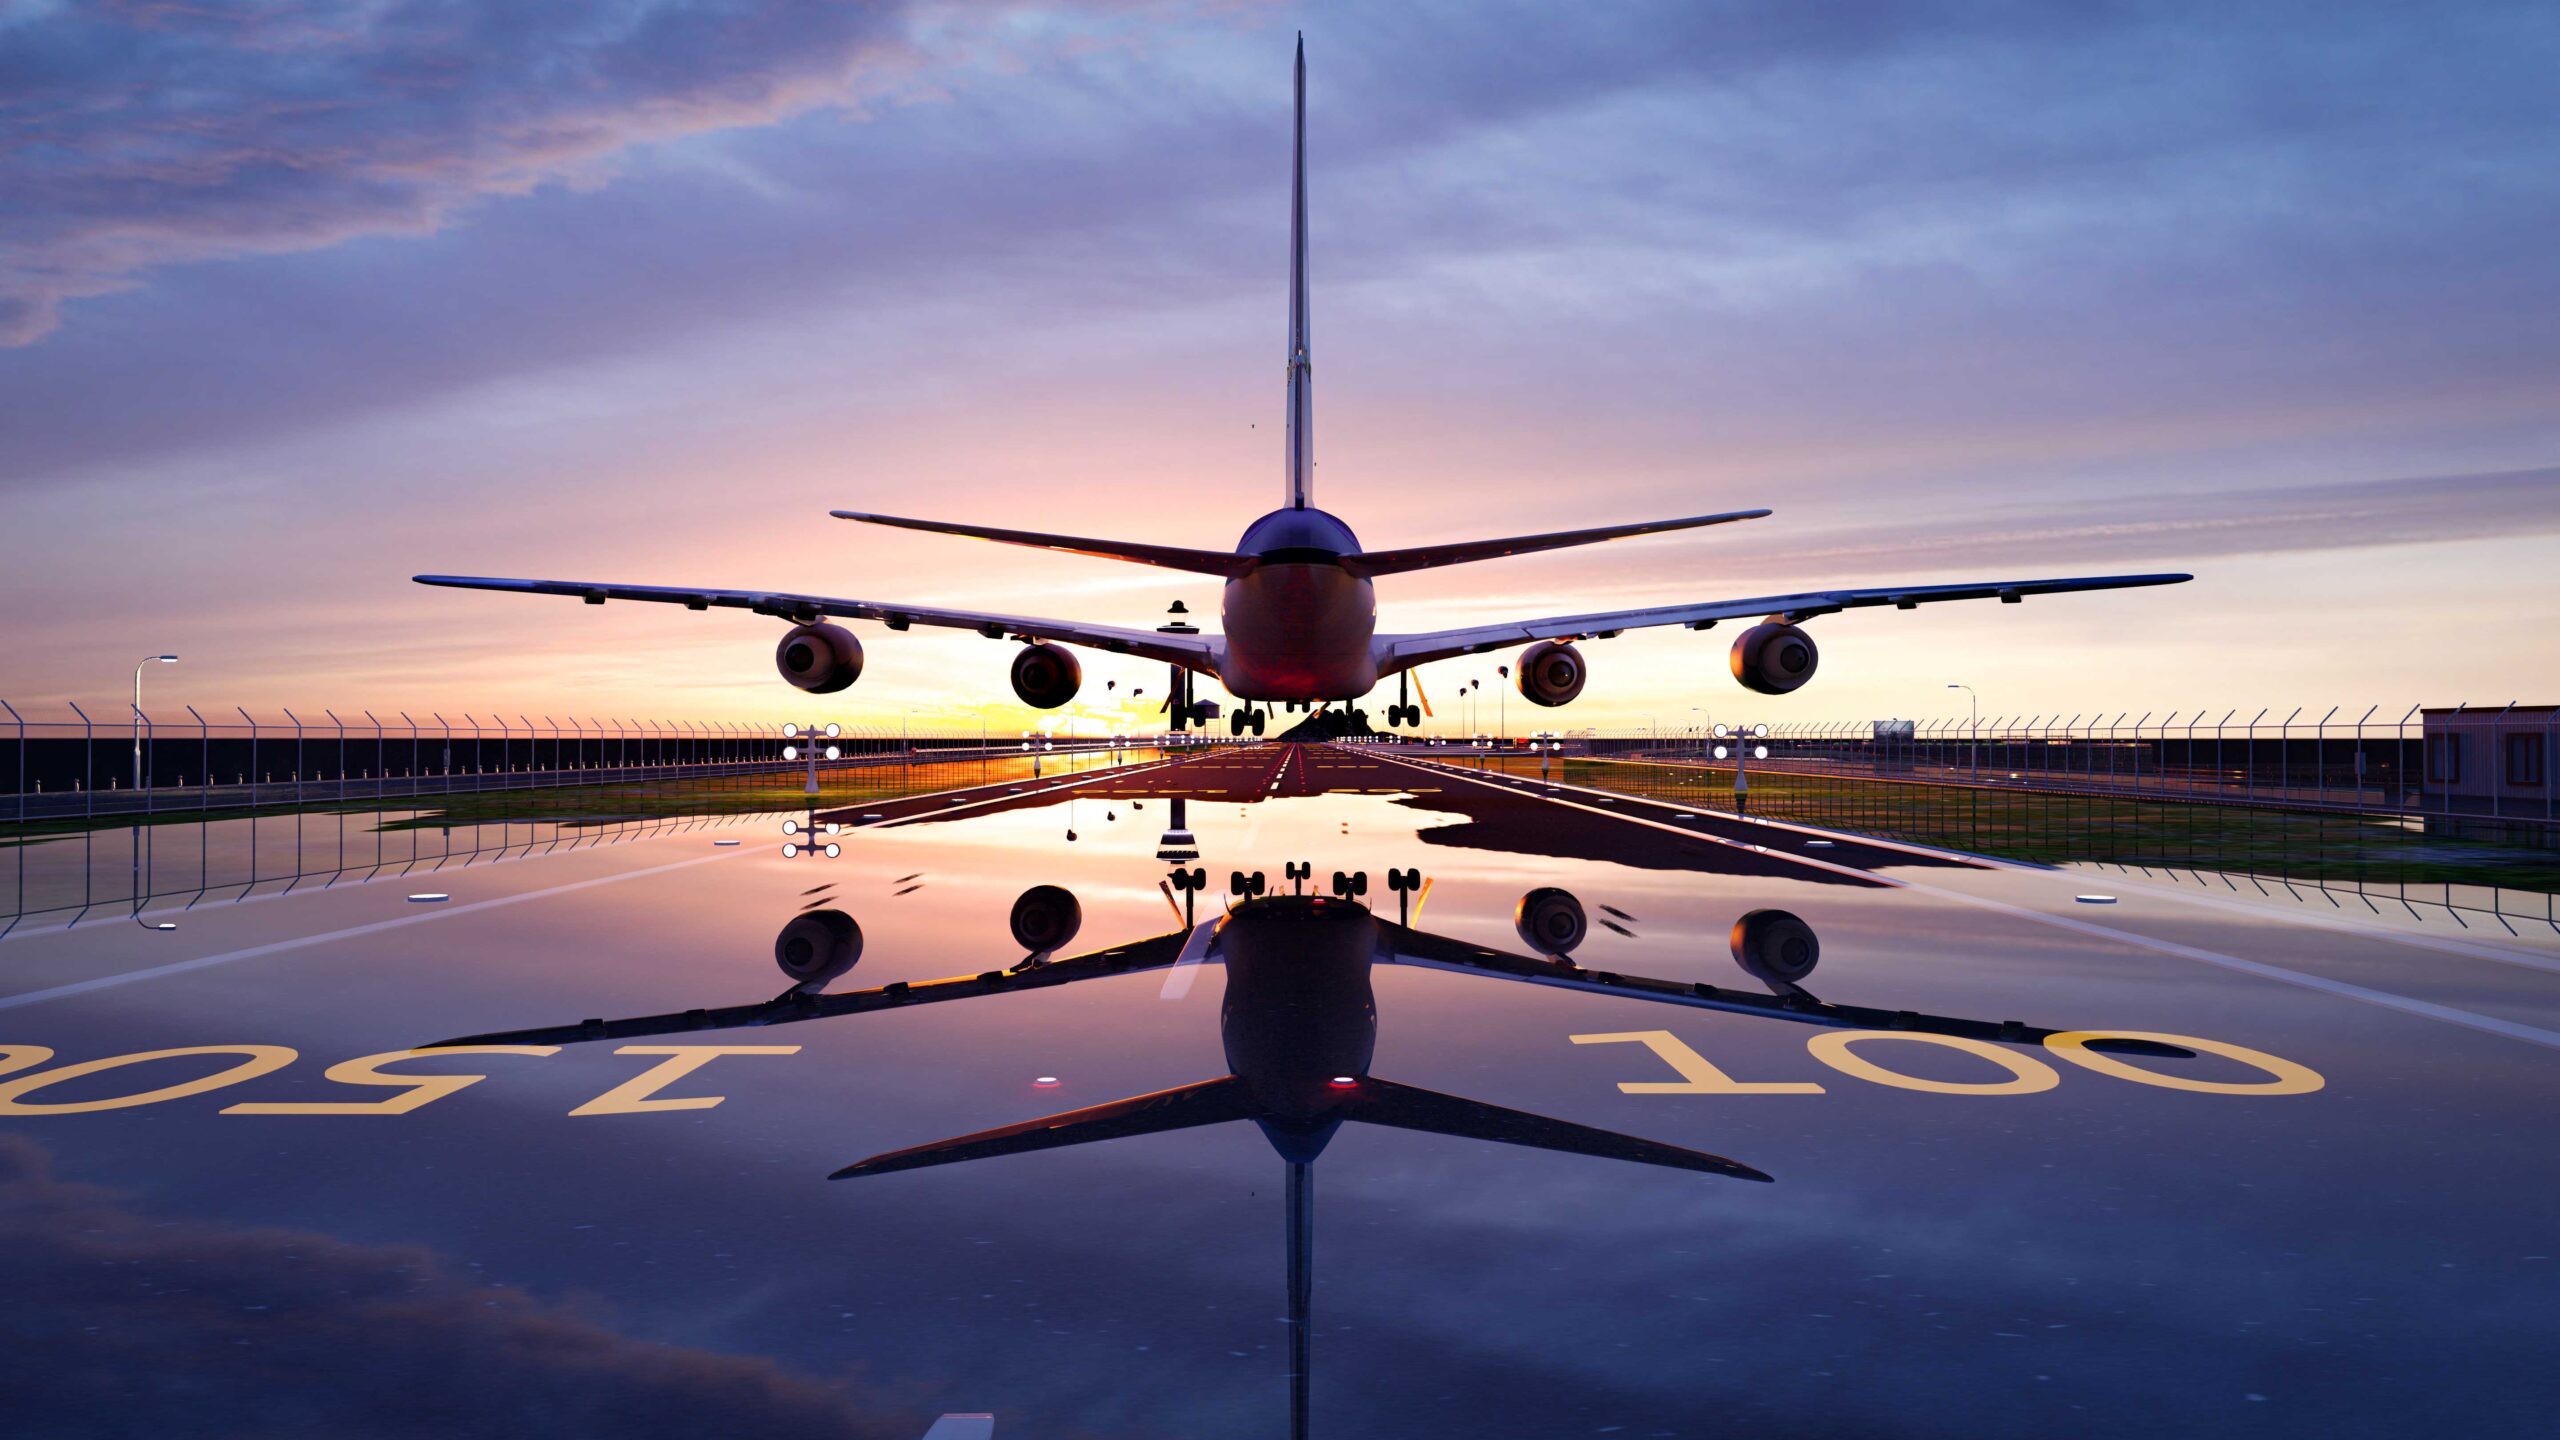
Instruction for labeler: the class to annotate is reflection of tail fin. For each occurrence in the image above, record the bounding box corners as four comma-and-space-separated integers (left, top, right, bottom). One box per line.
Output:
831, 1076, 1250, 1178
1284, 33, 1313, 511
1286, 1159, 1313, 1440
1352, 1078, 1770, 1181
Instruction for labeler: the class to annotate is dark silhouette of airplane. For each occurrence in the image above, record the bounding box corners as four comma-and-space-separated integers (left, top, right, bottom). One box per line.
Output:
416, 37, 2188, 737
439, 872, 2181, 1439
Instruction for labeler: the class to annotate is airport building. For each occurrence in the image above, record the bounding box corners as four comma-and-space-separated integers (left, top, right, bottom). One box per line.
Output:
2422, 704, 2556, 814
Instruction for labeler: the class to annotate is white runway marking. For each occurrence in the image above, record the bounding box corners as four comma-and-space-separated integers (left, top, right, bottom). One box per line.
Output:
0, 851, 741, 1012
1358, 748, 2560, 1052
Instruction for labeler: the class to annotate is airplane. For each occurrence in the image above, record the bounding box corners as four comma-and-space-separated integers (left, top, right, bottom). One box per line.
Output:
437, 875, 2189, 1440
416, 37, 2191, 739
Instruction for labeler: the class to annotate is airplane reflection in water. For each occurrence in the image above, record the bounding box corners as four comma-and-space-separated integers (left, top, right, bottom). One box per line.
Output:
442, 873, 2186, 1440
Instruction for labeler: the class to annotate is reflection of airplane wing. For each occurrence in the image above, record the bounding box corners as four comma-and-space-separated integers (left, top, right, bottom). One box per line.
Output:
1373, 919, 2186, 1055
413, 575, 1220, 672
1371, 572, 2191, 671
432, 926, 1202, 1048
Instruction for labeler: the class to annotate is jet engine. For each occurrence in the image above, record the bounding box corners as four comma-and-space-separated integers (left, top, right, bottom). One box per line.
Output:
1514, 640, 1588, 708
1008, 884, 1085, 956
774, 909, 863, 991
1009, 642, 1083, 709
775, 622, 864, 693
1515, 886, 1589, 959
1729, 908, 1819, 987
1729, 618, 1818, 695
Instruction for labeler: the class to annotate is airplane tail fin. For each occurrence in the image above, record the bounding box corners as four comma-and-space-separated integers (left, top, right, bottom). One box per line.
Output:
1284, 33, 1314, 511
832, 512, 1253, 577
1340, 510, 1772, 578
1348, 1077, 1770, 1180
831, 1076, 1250, 1177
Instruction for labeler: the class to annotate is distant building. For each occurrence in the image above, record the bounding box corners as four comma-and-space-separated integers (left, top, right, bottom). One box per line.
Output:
2421, 705, 2555, 814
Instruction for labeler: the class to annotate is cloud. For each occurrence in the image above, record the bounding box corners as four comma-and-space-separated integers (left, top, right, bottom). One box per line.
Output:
0, 1133, 917, 1436
0, 0, 926, 345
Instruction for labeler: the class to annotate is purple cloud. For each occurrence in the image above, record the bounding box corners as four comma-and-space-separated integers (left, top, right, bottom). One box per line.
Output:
0, 0, 925, 345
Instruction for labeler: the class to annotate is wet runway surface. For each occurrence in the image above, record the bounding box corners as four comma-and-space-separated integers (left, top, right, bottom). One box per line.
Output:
3, 743, 2553, 1438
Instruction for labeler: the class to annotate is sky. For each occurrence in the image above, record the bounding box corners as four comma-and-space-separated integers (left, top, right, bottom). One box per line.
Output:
2, 0, 2557, 737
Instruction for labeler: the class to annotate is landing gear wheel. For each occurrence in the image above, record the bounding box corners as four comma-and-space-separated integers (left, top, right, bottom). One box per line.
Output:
1249, 711, 1266, 736
1230, 710, 1247, 736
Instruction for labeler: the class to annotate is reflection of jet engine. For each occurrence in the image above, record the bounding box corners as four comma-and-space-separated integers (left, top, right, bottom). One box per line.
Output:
1729, 908, 1819, 986
1009, 643, 1083, 708
1729, 619, 1817, 695
1008, 884, 1085, 955
1515, 887, 1589, 957
776, 622, 864, 693
774, 909, 863, 990
1514, 641, 1588, 708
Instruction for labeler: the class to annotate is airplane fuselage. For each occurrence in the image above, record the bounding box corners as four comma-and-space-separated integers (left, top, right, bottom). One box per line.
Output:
1218, 506, 1380, 702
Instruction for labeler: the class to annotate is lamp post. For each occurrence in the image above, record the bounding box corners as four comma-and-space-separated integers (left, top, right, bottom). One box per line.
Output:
1947, 683, 1977, 783
133, 654, 177, 794
1709, 722, 1772, 814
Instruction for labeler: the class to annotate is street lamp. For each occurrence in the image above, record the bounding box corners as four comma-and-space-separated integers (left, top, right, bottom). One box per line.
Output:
1710, 722, 1772, 813
133, 654, 177, 792
1947, 683, 1977, 782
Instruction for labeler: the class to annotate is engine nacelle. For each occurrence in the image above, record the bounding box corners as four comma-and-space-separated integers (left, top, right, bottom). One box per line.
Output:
1729, 908, 1819, 987
1729, 618, 1818, 695
1514, 640, 1588, 708
1009, 642, 1082, 709
774, 909, 863, 991
1515, 886, 1589, 958
1008, 884, 1084, 955
775, 622, 863, 694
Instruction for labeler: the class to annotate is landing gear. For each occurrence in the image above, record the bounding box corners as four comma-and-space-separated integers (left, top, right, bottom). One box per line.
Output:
1227, 707, 1268, 737
1385, 672, 1422, 728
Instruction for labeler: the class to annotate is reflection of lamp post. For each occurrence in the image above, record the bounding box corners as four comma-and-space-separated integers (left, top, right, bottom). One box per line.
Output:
133, 654, 177, 793
1947, 683, 1977, 782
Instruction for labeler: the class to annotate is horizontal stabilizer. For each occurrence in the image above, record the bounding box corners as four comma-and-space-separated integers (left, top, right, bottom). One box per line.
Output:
1341, 509, 1771, 578
833, 1076, 1250, 1178
833, 512, 1252, 577
1351, 1077, 1770, 1181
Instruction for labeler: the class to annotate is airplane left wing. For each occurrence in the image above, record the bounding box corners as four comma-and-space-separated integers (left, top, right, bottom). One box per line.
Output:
1371, 572, 2191, 672
413, 575, 1221, 673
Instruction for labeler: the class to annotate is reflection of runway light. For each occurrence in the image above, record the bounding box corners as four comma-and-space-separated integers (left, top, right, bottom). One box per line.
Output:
1033, 1076, 1061, 1088
2076, 895, 2119, 905
714, 839, 740, 847
407, 893, 450, 903
1329, 1076, 1358, 1088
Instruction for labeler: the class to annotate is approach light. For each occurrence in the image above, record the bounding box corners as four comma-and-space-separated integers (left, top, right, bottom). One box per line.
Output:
1714, 745, 1729, 760
783, 723, 801, 738
782, 745, 799, 761
1712, 724, 1732, 739
823, 745, 840, 760
1754, 745, 1769, 760
782, 843, 801, 858
823, 843, 841, 858
1752, 723, 1771, 738
823, 723, 841, 738
783, 820, 801, 835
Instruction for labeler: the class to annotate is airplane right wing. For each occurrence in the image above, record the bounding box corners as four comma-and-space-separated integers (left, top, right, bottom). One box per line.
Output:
1372, 572, 2192, 672
830, 512, 1254, 577
414, 575, 1221, 672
